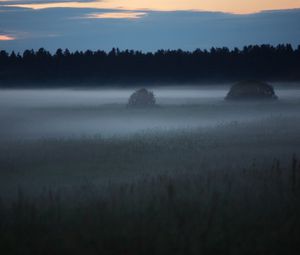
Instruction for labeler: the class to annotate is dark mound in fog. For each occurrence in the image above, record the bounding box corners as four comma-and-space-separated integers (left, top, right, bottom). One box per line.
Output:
128, 88, 156, 107
225, 80, 278, 100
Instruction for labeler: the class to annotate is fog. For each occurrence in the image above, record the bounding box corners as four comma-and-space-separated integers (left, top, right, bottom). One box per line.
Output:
1, 83, 300, 200
0, 85, 300, 255
1, 84, 300, 140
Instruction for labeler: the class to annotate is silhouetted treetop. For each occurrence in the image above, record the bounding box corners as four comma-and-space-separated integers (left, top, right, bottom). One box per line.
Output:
0, 44, 299, 85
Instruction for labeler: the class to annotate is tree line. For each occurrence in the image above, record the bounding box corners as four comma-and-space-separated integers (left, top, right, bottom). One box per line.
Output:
0, 44, 299, 85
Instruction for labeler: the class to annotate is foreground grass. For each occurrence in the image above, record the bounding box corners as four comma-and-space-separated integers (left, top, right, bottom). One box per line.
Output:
0, 158, 299, 255
0, 117, 300, 254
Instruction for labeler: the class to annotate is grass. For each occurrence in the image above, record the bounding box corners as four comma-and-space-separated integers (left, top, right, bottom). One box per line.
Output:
0, 116, 300, 254
0, 158, 299, 255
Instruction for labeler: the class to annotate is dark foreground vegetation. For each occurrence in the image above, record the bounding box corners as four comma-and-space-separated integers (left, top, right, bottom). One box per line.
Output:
0, 158, 299, 255
0, 44, 300, 85
0, 116, 300, 255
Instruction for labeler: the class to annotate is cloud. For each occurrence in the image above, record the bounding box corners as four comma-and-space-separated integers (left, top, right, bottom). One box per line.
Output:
0, 7, 299, 52
0, 34, 16, 40
0, 0, 95, 3
84, 11, 147, 19
1, 0, 300, 14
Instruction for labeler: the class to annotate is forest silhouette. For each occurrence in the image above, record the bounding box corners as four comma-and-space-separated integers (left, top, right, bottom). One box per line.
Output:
0, 44, 299, 85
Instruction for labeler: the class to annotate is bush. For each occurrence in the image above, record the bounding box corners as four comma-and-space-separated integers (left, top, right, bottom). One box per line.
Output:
128, 88, 156, 107
225, 80, 278, 100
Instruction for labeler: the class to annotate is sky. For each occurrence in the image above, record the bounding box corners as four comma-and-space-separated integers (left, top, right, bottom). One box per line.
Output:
0, 0, 300, 52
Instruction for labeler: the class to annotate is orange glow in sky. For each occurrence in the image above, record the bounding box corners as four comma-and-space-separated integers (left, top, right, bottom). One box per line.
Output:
6, 0, 300, 14
0, 35, 15, 41
86, 12, 147, 19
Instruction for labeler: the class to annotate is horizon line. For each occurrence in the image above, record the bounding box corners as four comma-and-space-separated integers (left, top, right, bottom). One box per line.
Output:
2, 43, 299, 54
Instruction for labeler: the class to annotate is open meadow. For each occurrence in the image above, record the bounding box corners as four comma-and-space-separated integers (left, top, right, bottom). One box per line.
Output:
0, 84, 300, 254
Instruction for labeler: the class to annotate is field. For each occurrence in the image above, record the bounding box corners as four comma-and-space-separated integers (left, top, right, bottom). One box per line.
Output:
0, 85, 300, 254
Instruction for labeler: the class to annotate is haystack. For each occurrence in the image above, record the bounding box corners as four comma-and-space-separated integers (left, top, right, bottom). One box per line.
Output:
128, 88, 156, 107
225, 80, 278, 100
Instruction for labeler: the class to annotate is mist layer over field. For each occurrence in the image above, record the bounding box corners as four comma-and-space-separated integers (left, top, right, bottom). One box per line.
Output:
0, 84, 300, 140
0, 83, 300, 192
0, 84, 300, 254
